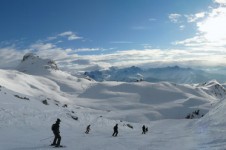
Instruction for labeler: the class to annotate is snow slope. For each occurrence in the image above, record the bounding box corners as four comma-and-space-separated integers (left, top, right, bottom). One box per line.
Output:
77, 80, 225, 122
1, 82, 226, 150
1, 54, 226, 150
1, 68, 224, 122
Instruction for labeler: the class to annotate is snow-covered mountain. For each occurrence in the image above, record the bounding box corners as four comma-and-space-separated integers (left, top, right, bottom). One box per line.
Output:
1, 53, 226, 149
16, 53, 59, 75
84, 66, 226, 83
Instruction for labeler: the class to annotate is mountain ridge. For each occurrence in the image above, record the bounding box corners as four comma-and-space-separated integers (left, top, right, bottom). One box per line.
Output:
84, 65, 226, 83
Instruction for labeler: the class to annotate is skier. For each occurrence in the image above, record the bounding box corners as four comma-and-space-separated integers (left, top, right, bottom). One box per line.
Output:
51, 118, 62, 147
85, 125, 91, 134
142, 125, 146, 134
145, 127, 148, 133
112, 124, 118, 137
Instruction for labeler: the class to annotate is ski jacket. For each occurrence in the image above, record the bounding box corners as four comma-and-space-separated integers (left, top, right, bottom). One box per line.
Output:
113, 125, 118, 132
52, 123, 60, 133
142, 126, 146, 132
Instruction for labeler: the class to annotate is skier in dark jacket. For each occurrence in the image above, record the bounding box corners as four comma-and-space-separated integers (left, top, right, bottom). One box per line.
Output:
112, 124, 118, 137
51, 118, 61, 147
142, 125, 146, 134
85, 125, 91, 134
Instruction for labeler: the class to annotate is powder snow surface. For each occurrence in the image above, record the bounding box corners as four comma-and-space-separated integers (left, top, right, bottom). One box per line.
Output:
1, 67, 226, 150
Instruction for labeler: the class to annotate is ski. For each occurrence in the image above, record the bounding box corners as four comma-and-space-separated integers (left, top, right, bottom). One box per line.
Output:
50, 145, 66, 148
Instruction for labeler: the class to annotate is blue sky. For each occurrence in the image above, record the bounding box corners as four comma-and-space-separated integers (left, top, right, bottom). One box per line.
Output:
0, 0, 226, 73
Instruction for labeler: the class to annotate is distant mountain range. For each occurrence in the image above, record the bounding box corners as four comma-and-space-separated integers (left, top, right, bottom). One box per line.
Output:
16, 53, 226, 84
84, 66, 226, 84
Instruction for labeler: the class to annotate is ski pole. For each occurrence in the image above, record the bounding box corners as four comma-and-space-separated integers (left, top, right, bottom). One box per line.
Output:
40, 136, 54, 141
91, 115, 103, 125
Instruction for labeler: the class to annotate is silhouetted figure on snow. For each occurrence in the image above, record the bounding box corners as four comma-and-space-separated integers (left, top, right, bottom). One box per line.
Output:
112, 124, 118, 137
85, 125, 91, 134
185, 114, 190, 119
51, 118, 62, 147
146, 127, 148, 133
142, 125, 146, 134
194, 110, 200, 115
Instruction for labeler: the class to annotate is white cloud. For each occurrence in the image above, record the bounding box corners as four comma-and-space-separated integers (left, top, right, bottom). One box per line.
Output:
214, 0, 226, 5
0, 47, 28, 69
195, 12, 206, 18
76, 48, 105, 52
47, 31, 83, 41
31, 43, 55, 50
197, 8, 226, 43
58, 31, 74, 36
185, 12, 206, 22
85, 48, 226, 70
29, 43, 77, 60
169, 13, 182, 23
142, 44, 152, 49
173, 36, 206, 47
179, 25, 185, 30
1, 42, 226, 73
174, 3, 226, 48
59, 31, 82, 40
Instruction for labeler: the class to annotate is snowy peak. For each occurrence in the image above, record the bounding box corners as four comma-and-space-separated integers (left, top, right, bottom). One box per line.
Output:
84, 66, 144, 82
198, 80, 226, 99
16, 53, 59, 75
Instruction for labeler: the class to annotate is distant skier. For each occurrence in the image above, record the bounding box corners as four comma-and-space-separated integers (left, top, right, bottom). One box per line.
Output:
112, 124, 118, 137
85, 125, 91, 134
51, 118, 62, 147
194, 110, 200, 115
142, 125, 146, 134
